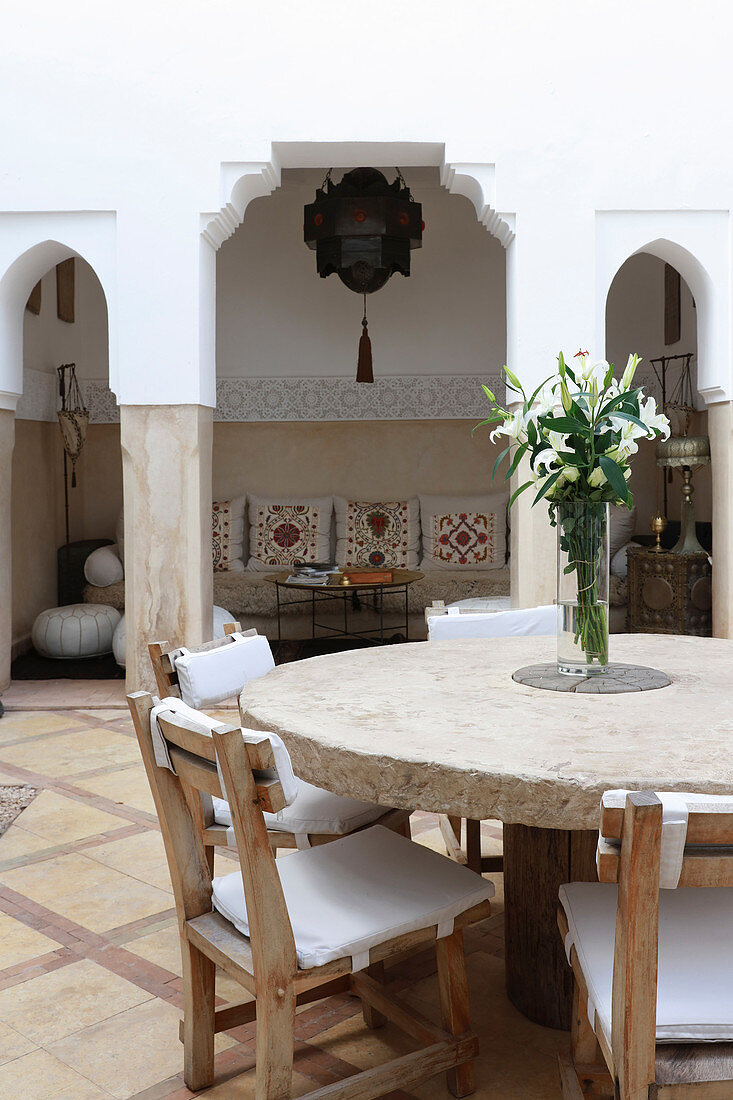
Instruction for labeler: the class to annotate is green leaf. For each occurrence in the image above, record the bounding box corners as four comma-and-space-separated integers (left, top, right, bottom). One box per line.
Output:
491, 445, 511, 482
599, 454, 630, 503
506, 441, 528, 480
527, 417, 537, 446
604, 362, 615, 387
597, 388, 642, 418
556, 449, 585, 466
508, 479, 534, 509
533, 468, 564, 506
538, 414, 589, 435
602, 410, 650, 434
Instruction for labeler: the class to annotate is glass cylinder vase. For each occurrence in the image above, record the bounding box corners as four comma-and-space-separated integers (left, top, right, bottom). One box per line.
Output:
556, 501, 610, 676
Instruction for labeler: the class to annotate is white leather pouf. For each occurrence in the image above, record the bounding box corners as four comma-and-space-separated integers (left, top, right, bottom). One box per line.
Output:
213, 605, 236, 638
112, 615, 126, 667
32, 604, 122, 659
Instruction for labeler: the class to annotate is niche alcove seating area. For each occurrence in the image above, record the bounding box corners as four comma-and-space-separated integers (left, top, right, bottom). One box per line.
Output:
82, 495, 637, 640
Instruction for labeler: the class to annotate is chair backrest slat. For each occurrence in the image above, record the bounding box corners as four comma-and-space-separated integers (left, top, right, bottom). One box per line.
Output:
601, 803, 733, 846
127, 689, 296, 984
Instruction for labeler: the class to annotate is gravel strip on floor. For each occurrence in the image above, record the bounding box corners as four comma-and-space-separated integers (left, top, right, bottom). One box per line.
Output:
0, 785, 39, 835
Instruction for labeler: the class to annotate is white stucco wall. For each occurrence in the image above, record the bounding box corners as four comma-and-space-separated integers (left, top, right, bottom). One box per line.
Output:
0, 0, 731, 407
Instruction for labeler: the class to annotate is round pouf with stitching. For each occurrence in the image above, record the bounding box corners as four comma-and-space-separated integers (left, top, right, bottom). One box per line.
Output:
32, 604, 122, 660
112, 615, 126, 667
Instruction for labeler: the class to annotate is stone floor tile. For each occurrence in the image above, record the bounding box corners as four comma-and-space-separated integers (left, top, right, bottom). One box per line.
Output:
0, 823, 54, 862
0, 911, 60, 969
85, 830, 172, 892
0, 680, 127, 711
0, 1019, 36, 1065
314, 1010, 416, 1071
125, 925, 182, 976
0, 1047, 111, 1097
1, 727, 139, 778
0, 958, 152, 1044
73, 766, 158, 816
48, 998, 235, 1100
200, 1067, 312, 1098
0, 852, 173, 932
0, 712, 86, 744
16, 790, 131, 844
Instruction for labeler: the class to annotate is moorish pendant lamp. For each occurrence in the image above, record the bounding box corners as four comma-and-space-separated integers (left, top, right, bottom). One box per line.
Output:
304, 167, 423, 382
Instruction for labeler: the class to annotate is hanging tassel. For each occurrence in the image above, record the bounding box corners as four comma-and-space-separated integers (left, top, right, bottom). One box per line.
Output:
356, 294, 374, 383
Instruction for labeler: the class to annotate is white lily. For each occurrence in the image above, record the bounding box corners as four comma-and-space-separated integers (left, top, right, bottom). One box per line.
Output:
588, 466, 607, 488
638, 395, 671, 440
489, 409, 528, 445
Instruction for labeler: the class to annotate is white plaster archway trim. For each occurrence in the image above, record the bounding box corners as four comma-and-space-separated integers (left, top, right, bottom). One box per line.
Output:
200, 143, 515, 252
595, 210, 730, 404
0, 212, 117, 406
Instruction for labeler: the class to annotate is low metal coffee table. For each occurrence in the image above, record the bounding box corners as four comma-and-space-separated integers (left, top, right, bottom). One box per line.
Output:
265, 570, 423, 644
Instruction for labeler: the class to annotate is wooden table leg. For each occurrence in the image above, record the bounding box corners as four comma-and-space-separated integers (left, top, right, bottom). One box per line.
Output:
502, 823, 597, 1031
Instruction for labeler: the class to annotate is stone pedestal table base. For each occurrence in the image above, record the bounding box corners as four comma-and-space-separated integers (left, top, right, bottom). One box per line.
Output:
503, 824, 598, 1030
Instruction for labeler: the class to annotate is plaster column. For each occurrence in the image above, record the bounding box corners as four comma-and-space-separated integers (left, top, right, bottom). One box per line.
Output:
120, 405, 213, 692
708, 400, 733, 638
0, 409, 14, 692
509, 460, 556, 609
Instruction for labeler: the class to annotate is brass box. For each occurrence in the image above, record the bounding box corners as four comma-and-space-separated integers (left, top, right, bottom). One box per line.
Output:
627, 546, 712, 636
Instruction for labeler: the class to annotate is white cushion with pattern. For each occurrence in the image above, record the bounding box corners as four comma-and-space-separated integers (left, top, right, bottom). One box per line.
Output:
212, 780, 387, 837
212, 824, 494, 970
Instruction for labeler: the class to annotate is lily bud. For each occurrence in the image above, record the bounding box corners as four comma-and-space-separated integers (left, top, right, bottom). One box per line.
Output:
621, 353, 639, 390
589, 375, 599, 409
560, 380, 572, 412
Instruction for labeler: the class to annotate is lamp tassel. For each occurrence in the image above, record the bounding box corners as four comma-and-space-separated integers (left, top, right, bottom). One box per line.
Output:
356, 294, 373, 383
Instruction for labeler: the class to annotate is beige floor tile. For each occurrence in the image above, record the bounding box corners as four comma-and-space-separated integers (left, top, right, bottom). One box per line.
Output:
0, 912, 59, 969
0, 958, 152, 1044
0, 727, 139, 779
0, 1019, 36, 1066
48, 997, 234, 1100
84, 829, 172, 892
0, 823, 55, 861
216, 966, 254, 1005
125, 924, 182, 976
0, 1047, 110, 1098
73, 766, 157, 816
1, 680, 126, 711
16, 790, 130, 844
201, 1068, 312, 1098
0, 852, 173, 932
316, 1010, 416, 1071
0, 712, 86, 744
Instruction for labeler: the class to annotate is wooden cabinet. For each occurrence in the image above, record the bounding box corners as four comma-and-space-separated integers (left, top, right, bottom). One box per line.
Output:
627, 546, 712, 635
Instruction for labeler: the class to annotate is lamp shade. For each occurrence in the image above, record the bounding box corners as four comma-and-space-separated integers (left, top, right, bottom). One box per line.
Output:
656, 435, 710, 468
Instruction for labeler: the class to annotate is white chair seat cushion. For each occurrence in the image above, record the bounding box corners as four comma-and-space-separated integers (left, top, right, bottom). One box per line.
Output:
212, 824, 493, 970
560, 882, 733, 1043
213, 778, 389, 837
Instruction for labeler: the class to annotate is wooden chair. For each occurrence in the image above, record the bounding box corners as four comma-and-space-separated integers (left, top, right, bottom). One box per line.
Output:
148, 628, 411, 854
558, 789, 733, 1099
128, 691, 493, 1097
425, 601, 555, 874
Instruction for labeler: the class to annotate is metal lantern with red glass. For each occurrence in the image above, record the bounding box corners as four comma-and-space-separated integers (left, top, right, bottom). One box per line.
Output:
304, 167, 423, 381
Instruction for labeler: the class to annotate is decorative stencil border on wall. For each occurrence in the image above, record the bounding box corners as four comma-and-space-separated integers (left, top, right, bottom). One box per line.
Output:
16, 368, 664, 424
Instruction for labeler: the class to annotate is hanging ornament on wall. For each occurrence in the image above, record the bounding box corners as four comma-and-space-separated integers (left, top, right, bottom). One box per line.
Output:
304, 167, 423, 382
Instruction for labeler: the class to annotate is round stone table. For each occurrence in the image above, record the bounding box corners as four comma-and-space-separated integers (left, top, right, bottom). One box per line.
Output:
239, 633, 733, 1030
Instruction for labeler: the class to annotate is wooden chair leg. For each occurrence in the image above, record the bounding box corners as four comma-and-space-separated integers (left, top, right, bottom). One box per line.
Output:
361, 961, 386, 1029
465, 820, 482, 875
571, 982, 600, 1065
181, 940, 215, 1091
440, 815, 467, 864
255, 983, 296, 1100
436, 929, 475, 1098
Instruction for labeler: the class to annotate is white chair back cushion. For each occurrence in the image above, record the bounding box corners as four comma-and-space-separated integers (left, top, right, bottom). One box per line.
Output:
600, 789, 733, 889
155, 695, 299, 805
428, 603, 555, 641
174, 632, 275, 708
213, 778, 388, 840
213, 824, 494, 970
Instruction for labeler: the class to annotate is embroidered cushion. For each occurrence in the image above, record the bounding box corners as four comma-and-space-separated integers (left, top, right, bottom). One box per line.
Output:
246, 495, 332, 572
334, 497, 420, 570
212, 496, 246, 573
419, 493, 507, 571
